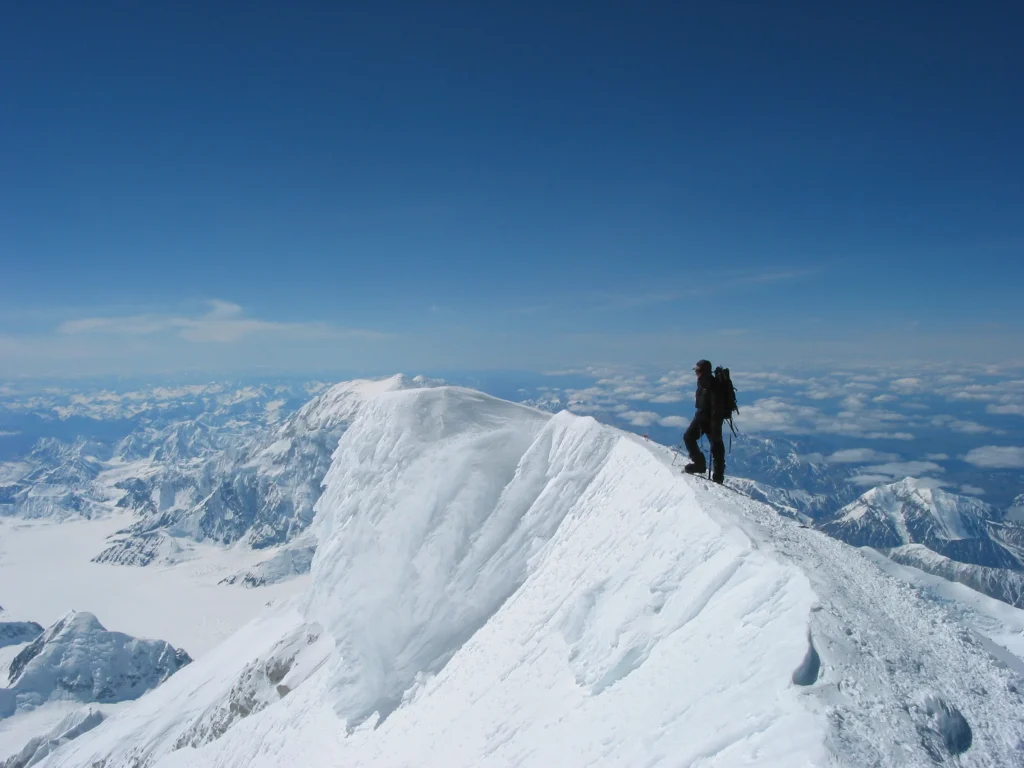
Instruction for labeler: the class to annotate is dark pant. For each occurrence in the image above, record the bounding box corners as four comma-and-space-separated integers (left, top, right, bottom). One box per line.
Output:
683, 414, 725, 478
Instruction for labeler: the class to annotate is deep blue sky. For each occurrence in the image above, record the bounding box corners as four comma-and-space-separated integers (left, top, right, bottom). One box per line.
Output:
2, 1, 1022, 375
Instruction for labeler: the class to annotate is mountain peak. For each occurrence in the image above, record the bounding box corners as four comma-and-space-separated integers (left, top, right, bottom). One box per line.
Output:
4, 611, 191, 715
820, 477, 1022, 572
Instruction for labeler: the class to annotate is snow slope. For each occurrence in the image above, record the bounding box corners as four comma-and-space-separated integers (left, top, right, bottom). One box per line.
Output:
39, 387, 1024, 767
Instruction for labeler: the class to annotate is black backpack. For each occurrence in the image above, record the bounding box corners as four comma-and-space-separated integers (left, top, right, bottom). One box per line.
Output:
713, 366, 739, 434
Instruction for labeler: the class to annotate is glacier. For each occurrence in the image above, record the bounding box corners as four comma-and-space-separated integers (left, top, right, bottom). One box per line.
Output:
29, 387, 1024, 766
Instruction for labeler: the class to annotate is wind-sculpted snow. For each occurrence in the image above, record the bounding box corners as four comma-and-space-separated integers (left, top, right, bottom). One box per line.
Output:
2, 612, 190, 716
309, 388, 560, 726
34, 388, 1024, 767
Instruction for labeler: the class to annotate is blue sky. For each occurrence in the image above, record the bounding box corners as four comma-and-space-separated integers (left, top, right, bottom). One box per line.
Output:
2, 1, 1022, 376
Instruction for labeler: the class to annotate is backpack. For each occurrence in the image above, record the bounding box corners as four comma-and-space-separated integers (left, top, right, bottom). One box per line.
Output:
713, 366, 739, 435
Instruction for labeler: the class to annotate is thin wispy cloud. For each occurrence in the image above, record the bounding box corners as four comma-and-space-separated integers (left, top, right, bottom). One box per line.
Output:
56, 300, 386, 344
736, 267, 819, 284
589, 291, 691, 312
826, 449, 901, 464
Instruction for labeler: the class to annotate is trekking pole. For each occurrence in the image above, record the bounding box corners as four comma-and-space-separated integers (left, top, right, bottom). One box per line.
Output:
670, 437, 684, 467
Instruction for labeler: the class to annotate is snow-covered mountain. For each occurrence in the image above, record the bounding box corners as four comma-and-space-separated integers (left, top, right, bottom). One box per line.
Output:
0, 440, 113, 520
817, 478, 1024, 608
0, 611, 193, 766
0, 382, 325, 523
820, 478, 1024, 570
2, 612, 191, 715
1009, 493, 1024, 522
219, 532, 316, 588
0, 382, 317, 424
38, 387, 1024, 767
723, 435, 860, 518
883, 544, 1024, 608
0, 624, 42, 650
105, 375, 441, 558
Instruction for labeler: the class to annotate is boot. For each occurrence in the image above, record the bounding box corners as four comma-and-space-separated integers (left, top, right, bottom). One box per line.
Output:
684, 456, 706, 475
712, 462, 725, 484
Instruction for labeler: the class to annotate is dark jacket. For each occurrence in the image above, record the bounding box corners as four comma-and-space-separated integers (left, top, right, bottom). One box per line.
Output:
694, 372, 723, 420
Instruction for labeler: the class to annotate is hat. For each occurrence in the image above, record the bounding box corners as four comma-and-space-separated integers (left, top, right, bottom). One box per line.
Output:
693, 359, 711, 373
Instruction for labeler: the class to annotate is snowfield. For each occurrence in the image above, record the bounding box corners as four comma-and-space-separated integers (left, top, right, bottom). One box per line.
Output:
26, 387, 1024, 766
0, 514, 307, 658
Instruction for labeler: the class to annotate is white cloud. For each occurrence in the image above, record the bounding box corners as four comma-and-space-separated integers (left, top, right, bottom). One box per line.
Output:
963, 446, 1024, 469
890, 377, 925, 394
566, 402, 604, 414
799, 452, 827, 465
738, 398, 820, 434
650, 392, 684, 403
872, 394, 898, 403
959, 485, 986, 496
925, 453, 949, 461
860, 461, 944, 478
617, 410, 660, 427
930, 415, 994, 434
0, 430, 20, 437
56, 300, 378, 344
826, 449, 900, 464
658, 415, 689, 428
987, 403, 1024, 417
841, 395, 867, 411
948, 420, 993, 434
738, 371, 804, 386
739, 397, 915, 440
850, 474, 899, 486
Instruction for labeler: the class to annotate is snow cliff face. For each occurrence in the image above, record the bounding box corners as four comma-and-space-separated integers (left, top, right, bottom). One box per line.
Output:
39, 387, 1024, 768
2, 612, 190, 716
820, 478, 1024, 571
